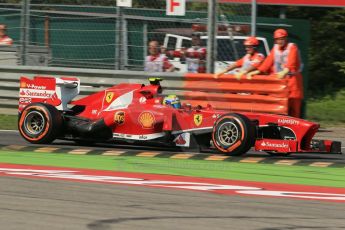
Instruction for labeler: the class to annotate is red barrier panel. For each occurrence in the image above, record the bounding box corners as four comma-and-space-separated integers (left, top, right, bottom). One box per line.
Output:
183, 73, 289, 115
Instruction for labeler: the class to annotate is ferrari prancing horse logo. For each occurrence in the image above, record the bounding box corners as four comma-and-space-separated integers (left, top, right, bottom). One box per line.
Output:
194, 114, 203, 126
105, 92, 114, 103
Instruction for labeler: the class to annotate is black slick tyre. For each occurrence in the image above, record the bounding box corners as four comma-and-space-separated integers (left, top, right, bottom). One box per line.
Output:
18, 103, 63, 144
212, 113, 255, 155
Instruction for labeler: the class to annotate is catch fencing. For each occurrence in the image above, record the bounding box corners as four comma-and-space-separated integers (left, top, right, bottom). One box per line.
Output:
0, 1, 252, 71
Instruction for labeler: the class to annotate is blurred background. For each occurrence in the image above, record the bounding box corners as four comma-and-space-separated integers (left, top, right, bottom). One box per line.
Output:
0, 0, 344, 124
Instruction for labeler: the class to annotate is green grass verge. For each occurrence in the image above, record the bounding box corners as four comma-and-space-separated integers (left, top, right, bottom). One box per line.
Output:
0, 114, 17, 130
306, 89, 345, 126
0, 150, 344, 188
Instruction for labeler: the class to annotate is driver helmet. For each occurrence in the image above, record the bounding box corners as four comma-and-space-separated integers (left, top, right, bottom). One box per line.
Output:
163, 94, 181, 109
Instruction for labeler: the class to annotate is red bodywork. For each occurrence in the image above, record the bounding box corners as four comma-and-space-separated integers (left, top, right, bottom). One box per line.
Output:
18, 76, 341, 155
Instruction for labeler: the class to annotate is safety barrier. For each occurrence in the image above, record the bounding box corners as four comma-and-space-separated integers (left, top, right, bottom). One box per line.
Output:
0, 65, 289, 115
182, 73, 289, 114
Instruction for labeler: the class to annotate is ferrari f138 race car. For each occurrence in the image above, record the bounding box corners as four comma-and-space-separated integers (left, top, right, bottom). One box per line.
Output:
18, 76, 341, 156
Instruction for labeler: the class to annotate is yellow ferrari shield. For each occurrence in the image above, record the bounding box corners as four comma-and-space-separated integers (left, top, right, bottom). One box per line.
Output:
194, 114, 203, 126
105, 92, 114, 103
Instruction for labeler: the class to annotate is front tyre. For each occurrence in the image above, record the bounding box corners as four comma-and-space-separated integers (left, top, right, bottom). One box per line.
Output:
18, 103, 63, 144
212, 113, 255, 155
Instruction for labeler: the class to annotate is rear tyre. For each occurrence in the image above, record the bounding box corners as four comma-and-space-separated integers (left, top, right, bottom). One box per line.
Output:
212, 113, 255, 156
18, 103, 63, 144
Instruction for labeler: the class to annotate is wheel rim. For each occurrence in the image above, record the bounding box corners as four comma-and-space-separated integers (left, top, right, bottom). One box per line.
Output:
217, 121, 239, 146
23, 111, 46, 135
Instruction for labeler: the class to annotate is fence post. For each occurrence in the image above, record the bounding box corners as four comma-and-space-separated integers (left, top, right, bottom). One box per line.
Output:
251, 0, 257, 36
115, 6, 122, 70
44, 15, 50, 48
20, 0, 30, 65
122, 17, 128, 69
143, 22, 148, 67
206, 0, 217, 73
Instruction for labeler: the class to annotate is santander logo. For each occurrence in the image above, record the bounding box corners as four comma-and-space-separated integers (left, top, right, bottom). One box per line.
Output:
175, 135, 186, 145
19, 88, 55, 98
261, 141, 289, 149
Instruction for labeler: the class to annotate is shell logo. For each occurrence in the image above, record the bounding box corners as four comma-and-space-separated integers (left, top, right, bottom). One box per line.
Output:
138, 111, 155, 129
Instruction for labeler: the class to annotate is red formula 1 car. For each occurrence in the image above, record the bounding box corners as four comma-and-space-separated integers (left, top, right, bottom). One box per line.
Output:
18, 76, 341, 156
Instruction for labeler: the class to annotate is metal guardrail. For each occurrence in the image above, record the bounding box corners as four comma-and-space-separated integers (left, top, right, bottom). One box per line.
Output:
0, 65, 289, 115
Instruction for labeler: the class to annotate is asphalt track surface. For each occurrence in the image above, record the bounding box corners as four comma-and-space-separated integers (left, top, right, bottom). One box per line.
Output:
1, 175, 345, 230
0, 130, 344, 163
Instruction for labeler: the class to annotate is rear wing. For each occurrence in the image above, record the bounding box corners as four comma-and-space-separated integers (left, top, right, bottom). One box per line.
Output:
19, 76, 80, 112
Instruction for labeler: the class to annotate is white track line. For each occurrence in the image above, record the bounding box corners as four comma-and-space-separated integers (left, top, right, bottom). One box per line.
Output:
0, 129, 18, 132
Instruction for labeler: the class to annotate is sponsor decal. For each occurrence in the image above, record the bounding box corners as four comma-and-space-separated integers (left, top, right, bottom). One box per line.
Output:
19, 89, 55, 99
20, 82, 48, 90
194, 114, 203, 126
26, 84, 47, 90
138, 111, 155, 129
175, 135, 186, 145
20, 81, 27, 88
19, 97, 31, 104
278, 119, 299, 125
139, 135, 147, 140
0, 164, 344, 202
114, 111, 125, 125
105, 92, 114, 103
139, 96, 147, 104
113, 132, 165, 140
92, 109, 98, 115
212, 114, 220, 119
261, 141, 289, 149
113, 133, 125, 138
173, 133, 190, 147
